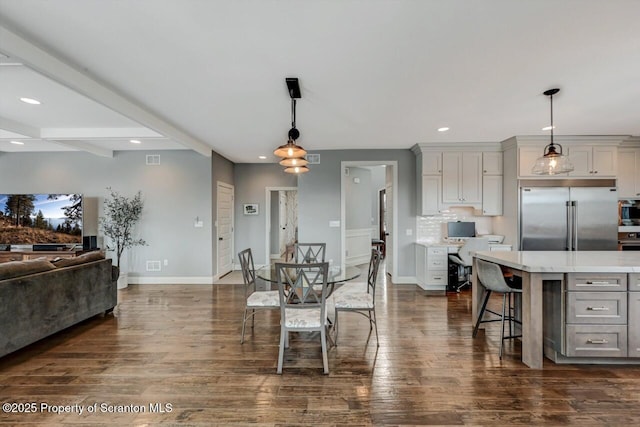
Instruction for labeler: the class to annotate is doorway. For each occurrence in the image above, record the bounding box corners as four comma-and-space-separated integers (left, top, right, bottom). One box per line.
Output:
216, 181, 234, 278
341, 161, 397, 279
265, 187, 298, 264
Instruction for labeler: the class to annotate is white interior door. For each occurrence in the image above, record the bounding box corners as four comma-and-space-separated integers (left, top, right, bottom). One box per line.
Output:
217, 182, 234, 277
278, 191, 287, 255
385, 171, 393, 276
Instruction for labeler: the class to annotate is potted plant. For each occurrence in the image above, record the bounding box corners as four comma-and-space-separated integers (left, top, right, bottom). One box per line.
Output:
99, 187, 146, 289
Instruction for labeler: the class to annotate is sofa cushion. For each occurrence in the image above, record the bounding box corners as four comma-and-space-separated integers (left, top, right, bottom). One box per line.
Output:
0, 258, 57, 281
52, 251, 105, 268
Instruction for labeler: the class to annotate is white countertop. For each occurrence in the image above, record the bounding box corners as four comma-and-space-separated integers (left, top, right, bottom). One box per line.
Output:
475, 251, 640, 273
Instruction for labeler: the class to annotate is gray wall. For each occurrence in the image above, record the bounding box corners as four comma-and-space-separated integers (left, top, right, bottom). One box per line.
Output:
297, 149, 416, 279
211, 151, 235, 276
0, 150, 213, 280
345, 167, 373, 230
233, 164, 297, 265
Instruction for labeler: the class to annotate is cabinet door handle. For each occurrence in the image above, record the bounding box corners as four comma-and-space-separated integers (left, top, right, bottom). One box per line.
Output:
586, 339, 609, 344
586, 306, 610, 311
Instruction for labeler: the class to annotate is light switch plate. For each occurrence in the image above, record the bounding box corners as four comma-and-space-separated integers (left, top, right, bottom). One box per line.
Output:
329, 220, 340, 227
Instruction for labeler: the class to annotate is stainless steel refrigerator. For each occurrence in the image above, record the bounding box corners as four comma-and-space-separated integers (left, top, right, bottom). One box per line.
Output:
520, 182, 618, 251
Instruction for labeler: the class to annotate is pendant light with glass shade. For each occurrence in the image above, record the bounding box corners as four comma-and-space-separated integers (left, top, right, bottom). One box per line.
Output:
531, 88, 574, 175
274, 78, 309, 174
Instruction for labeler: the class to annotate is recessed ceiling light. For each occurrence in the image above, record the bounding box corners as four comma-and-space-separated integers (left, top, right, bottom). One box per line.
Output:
258, 155, 267, 160
19, 97, 41, 105
129, 139, 141, 144
10, 140, 24, 145
542, 126, 555, 131
437, 127, 450, 132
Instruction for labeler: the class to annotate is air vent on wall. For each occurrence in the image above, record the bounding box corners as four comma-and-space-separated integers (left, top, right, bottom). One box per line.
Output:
146, 154, 160, 165
146, 260, 161, 271
307, 153, 320, 164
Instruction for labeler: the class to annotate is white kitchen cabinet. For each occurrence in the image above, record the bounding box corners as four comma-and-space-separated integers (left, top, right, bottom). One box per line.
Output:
567, 145, 617, 177
482, 152, 502, 175
422, 152, 442, 175
441, 152, 482, 205
482, 175, 503, 216
416, 244, 448, 290
617, 148, 640, 198
420, 175, 441, 215
518, 146, 550, 178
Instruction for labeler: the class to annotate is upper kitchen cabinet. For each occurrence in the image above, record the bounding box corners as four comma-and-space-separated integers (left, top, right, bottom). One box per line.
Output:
422, 152, 442, 175
482, 152, 503, 175
567, 145, 617, 177
618, 147, 640, 198
515, 137, 623, 179
442, 152, 482, 206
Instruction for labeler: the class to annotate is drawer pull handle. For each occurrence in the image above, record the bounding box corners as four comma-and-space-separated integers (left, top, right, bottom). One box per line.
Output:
433, 276, 442, 280
586, 307, 609, 311
586, 339, 609, 345
585, 281, 612, 285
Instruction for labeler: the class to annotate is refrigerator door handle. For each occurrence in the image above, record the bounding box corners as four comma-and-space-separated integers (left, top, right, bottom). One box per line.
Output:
573, 200, 578, 251
566, 201, 572, 251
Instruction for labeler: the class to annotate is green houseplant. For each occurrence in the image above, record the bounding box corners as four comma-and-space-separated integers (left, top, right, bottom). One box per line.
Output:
99, 188, 146, 288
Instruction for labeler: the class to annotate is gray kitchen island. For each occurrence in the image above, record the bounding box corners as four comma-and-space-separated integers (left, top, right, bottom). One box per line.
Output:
472, 251, 640, 369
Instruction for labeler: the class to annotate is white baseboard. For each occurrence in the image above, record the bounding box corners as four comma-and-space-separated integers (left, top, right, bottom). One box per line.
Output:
390, 276, 417, 285
128, 276, 215, 285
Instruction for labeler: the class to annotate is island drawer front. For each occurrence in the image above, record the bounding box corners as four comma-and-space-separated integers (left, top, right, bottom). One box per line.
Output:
629, 273, 640, 291
565, 325, 627, 357
566, 292, 627, 324
566, 273, 627, 291
629, 291, 640, 357
426, 271, 447, 285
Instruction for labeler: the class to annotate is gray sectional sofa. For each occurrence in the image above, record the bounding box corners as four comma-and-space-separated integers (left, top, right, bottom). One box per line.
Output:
0, 252, 118, 358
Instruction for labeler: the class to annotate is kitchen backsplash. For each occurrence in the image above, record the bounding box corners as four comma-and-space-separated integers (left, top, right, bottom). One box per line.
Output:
416, 207, 494, 244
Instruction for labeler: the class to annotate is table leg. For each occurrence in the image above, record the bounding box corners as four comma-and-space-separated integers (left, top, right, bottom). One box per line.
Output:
471, 257, 484, 330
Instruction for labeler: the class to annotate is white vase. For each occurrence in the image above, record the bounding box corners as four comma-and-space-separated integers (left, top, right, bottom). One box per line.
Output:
117, 272, 129, 289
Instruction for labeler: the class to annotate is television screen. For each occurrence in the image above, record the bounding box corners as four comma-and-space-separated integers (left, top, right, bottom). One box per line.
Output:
0, 194, 83, 245
447, 221, 476, 238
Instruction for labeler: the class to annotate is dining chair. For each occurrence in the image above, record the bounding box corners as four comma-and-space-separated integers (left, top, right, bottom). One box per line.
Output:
331, 249, 382, 346
238, 248, 280, 344
294, 243, 326, 263
275, 261, 330, 374
448, 237, 489, 292
473, 259, 522, 359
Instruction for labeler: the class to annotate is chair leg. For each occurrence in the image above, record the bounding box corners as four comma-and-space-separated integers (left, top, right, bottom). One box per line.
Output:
371, 309, 379, 347
320, 326, 329, 374
334, 308, 339, 345
240, 309, 248, 344
277, 326, 286, 374
500, 293, 507, 359
473, 289, 492, 338
251, 309, 255, 329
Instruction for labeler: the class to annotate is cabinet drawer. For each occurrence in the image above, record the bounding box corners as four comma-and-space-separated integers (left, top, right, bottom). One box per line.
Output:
566, 292, 627, 324
427, 247, 448, 256
629, 273, 640, 291
565, 325, 627, 357
426, 271, 447, 285
0, 254, 24, 262
566, 273, 627, 291
427, 256, 448, 270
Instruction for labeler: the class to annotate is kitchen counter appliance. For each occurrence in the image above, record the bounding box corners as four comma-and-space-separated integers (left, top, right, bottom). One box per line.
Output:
618, 231, 640, 250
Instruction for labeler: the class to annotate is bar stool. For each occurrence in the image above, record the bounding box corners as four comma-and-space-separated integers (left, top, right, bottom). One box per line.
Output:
473, 259, 522, 359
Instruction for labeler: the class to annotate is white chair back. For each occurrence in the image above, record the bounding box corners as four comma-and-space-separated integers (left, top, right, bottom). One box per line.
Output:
457, 237, 489, 266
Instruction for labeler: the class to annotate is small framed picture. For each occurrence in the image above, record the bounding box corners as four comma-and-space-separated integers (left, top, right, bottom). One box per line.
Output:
243, 203, 259, 215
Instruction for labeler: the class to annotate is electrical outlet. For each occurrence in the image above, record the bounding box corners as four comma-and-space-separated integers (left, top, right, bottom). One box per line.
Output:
163, 259, 168, 266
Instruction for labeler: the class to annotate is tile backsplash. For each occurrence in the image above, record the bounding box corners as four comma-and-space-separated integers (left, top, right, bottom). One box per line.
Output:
416, 207, 494, 244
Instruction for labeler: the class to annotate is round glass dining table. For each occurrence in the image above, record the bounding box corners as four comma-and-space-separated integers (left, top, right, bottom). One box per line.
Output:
256, 264, 361, 295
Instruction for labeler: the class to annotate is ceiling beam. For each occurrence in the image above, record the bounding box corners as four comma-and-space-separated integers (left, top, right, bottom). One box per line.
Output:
0, 25, 212, 157
0, 115, 40, 138
50, 140, 113, 158
41, 127, 162, 139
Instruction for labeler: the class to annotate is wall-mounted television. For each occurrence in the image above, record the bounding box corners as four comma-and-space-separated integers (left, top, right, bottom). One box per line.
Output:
0, 194, 83, 248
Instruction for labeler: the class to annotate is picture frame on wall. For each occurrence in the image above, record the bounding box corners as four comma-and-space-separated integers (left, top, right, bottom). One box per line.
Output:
243, 203, 259, 215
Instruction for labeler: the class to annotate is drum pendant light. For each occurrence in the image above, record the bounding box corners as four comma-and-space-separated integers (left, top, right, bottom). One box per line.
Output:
532, 88, 574, 175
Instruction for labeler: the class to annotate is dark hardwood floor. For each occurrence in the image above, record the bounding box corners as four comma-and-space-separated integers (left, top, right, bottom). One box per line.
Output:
1, 262, 639, 426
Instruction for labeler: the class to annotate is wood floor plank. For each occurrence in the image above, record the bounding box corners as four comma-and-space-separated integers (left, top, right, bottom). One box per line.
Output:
1, 263, 640, 425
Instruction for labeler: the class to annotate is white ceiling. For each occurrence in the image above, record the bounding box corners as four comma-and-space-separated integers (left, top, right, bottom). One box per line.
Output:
1, 0, 639, 163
